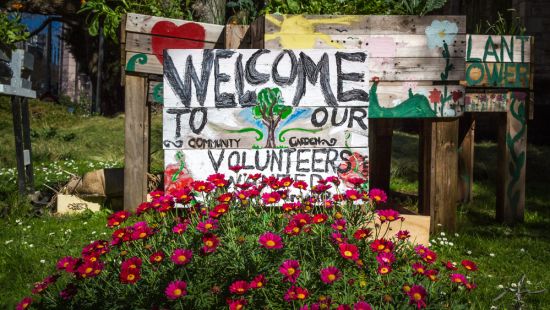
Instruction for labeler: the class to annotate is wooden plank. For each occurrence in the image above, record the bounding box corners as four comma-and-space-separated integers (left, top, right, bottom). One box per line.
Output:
464, 92, 508, 112
466, 35, 532, 63
264, 15, 466, 36
162, 107, 368, 149
125, 13, 225, 43
121, 14, 127, 86
465, 62, 531, 88
164, 147, 370, 187
124, 75, 149, 211
496, 91, 527, 223
458, 114, 475, 203
125, 32, 220, 56
368, 119, 393, 192
265, 34, 466, 58
225, 24, 251, 49
250, 16, 265, 49
148, 80, 163, 104
419, 118, 459, 233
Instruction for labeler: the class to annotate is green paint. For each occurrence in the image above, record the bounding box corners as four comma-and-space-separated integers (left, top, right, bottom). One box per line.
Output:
152, 83, 163, 104
278, 128, 322, 142
483, 36, 500, 62
172, 151, 186, 183
516, 36, 530, 63
500, 35, 514, 63
466, 35, 481, 62
126, 53, 148, 72
225, 128, 264, 141
484, 62, 503, 87
505, 94, 527, 215
368, 81, 436, 118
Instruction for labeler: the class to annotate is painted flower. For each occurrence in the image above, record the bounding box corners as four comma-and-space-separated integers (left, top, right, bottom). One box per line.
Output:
354, 301, 373, 310
249, 274, 266, 289
320, 266, 342, 284
279, 260, 301, 283
164, 163, 193, 195
338, 152, 369, 187
259, 232, 284, 250
407, 285, 427, 309
228, 298, 248, 310
425, 20, 458, 48
339, 243, 359, 261
368, 188, 387, 203
377, 209, 400, 222
16, 297, 32, 310
171, 249, 193, 265
229, 280, 249, 295
150, 251, 165, 264
461, 259, 478, 271
451, 90, 463, 102
165, 280, 187, 300
353, 228, 372, 240
429, 88, 442, 104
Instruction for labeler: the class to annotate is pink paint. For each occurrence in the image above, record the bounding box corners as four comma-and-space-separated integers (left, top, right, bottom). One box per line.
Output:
364, 37, 396, 58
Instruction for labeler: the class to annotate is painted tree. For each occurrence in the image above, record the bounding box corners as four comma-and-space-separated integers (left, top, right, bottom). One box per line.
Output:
253, 88, 292, 148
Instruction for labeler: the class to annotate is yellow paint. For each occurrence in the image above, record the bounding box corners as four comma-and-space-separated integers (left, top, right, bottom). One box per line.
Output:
265, 15, 358, 48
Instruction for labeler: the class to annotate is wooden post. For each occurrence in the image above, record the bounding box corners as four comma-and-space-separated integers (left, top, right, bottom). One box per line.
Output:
458, 113, 475, 203
369, 119, 393, 192
419, 119, 459, 233
94, 22, 104, 115
496, 92, 527, 223
124, 74, 149, 211
225, 24, 250, 48
21, 98, 34, 192
11, 96, 26, 195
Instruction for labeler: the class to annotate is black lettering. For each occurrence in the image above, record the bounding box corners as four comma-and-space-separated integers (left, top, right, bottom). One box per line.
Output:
235, 54, 256, 107
255, 150, 270, 171
336, 52, 368, 102
245, 49, 270, 85
214, 50, 236, 107
338, 150, 353, 173
326, 148, 339, 173
189, 108, 207, 134
166, 108, 190, 138
241, 152, 255, 170
296, 149, 311, 172
272, 50, 298, 86
228, 151, 241, 167
312, 149, 326, 173
208, 150, 224, 172
284, 148, 296, 174
311, 107, 328, 127
299, 52, 337, 106
348, 107, 368, 130
270, 149, 283, 172
331, 108, 348, 126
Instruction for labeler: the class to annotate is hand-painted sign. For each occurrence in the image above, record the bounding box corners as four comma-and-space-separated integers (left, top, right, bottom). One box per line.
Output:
163, 49, 370, 191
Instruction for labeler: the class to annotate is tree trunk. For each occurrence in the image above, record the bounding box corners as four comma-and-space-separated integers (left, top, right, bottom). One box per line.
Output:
265, 122, 276, 149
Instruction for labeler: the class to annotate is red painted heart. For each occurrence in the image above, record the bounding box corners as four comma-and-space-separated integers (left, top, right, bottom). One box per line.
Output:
151, 21, 206, 64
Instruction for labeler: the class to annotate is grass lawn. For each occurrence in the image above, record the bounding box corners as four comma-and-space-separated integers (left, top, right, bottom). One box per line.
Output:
0, 97, 549, 308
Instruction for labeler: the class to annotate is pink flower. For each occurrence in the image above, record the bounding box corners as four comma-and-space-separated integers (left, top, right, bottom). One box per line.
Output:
331, 219, 347, 231
450, 273, 468, 285
407, 285, 427, 309
262, 192, 281, 205
376, 209, 400, 222
412, 262, 426, 275
370, 239, 394, 253
396, 230, 411, 240
56, 256, 78, 272
345, 189, 360, 201
229, 280, 249, 295
461, 259, 478, 271
249, 274, 267, 289
172, 222, 188, 234
376, 252, 395, 265
354, 301, 373, 310
228, 298, 248, 310
320, 266, 342, 284
312, 214, 328, 224
165, 280, 187, 300
196, 219, 219, 233
259, 232, 284, 250
171, 249, 193, 265
284, 286, 309, 302
339, 243, 359, 261
442, 260, 458, 271
16, 297, 32, 310
377, 264, 392, 275
368, 188, 387, 203
202, 233, 220, 253
293, 213, 312, 226
353, 228, 372, 240
279, 260, 300, 283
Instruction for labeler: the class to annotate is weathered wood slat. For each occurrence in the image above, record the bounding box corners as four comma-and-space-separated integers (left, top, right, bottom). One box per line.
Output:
125, 32, 221, 56
164, 147, 369, 184
162, 107, 368, 149
264, 15, 466, 36
125, 13, 224, 43
466, 35, 533, 63
464, 92, 510, 112
265, 34, 466, 58
465, 62, 530, 88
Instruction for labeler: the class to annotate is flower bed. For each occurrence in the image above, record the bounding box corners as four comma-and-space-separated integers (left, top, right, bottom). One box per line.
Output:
18, 172, 477, 309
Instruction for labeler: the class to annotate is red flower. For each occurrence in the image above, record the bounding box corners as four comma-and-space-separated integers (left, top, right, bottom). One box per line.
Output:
370, 239, 394, 253
171, 249, 193, 265
248, 173, 262, 180
279, 260, 300, 283
331, 232, 346, 244
331, 219, 347, 231
259, 232, 284, 250
293, 213, 312, 226
353, 228, 371, 240
425, 269, 439, 281
293, 180, 308, 190
56, 256, 78, 272
16, 297, 32, 310
77, 261, 103, 278
197, 219, 219, 233
396, 230, 411, 240
229, 280, 249, 295
202, 234, 220, 253
261, 192, 281, 205
354, 301, 373, 310
338, 152, 369, 187
376, 252, 395, 265
150, 251, 165, 264
429, 88, 442, 104
320, 266, 342, 284
421, 250, 438, 264
345, 189, 360, 201
284, 286, 309, 302
412, 262, 426, 275
312, 214, 328, 224
228, 298, 248, 310
121, 257, 142, 272
229, 165, 244, 172
461, 259, 478, 271
249, 274, 266, 289
136, 202, 152, 215
278, 176, 294, 188
172, 188, 194, 204
191, 180, 215, 192
442, 260, 458, 271
407, 285, 427, 309
450, 273, 468, 285
217, 193, 233, 203
172, 222, 188, 234
339, 243, 359, 261
284, 221, 301, 236
207, 173, 228, 187
451, 90, 463, 102
120, 268, 141, 284
165, 280, 187, 300
210, 204, 229, 218
377, 264, 392, 275
377, 209, 400, 222
368, 188, 387, 203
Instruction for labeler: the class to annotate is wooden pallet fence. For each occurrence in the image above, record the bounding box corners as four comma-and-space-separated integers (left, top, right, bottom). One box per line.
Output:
459, 34, 534, 223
